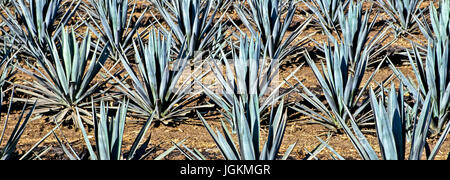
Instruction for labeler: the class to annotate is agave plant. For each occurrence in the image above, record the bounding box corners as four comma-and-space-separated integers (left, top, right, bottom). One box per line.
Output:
0, 0, 81, 59
302, 0, 349, 31
309, 0, 387, 65
390, 42, 449, 135
393, 0, 450, 135
83, 99, 131, 160
198, 95, 295, 160
199, 35, 301, 130
234, 0, 312, 61
376, 0, 423, 34
336, 0, 388, 65
15, 28, 110, 126
47, 98, 179, 160
109, 29, 207, 125
371, 86, 449, 160
324, 84, 450, 160
152, 0, 226, 59
291, 38, 387, 133
74, 99, 169, 160
85, 0, 148, 58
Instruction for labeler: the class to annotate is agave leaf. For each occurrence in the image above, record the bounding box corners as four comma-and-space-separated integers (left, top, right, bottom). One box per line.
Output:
370, 87, 398, 160
281, 142, 297, 160
428, 122, 450, 160
0, 91, 37, 160
197, 111, 239, 160
315, 137, 345, 160
19, 121, 64, 160
409, 93, 433, 160
127, 112, 155, 160
52, 131, 80, 160
75, 108, 98, 160
154, 139, 188, 160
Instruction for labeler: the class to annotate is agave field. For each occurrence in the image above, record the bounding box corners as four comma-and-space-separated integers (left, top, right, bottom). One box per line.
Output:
0, 0, 449, 161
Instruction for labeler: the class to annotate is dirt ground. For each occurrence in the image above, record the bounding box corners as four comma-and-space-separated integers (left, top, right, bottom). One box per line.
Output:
1, 0, 449, 160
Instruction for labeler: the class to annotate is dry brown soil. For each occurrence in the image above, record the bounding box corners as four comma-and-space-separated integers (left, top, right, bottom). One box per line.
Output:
0, 0, 449, 160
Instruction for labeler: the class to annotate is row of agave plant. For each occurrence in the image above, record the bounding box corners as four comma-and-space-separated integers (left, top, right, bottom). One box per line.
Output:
0, 0, 448, 160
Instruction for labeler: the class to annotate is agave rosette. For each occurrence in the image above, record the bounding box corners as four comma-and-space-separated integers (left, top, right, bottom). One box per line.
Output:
109, 29, 208, 125
46, 98, 180, 160
152, 0, 226, 59
199, 35, 301, 130
0, 0, 81, 58
85, 0, 148, 57
337, 0, 388, 65
198, 95, 295, 160
15, 28, 110, 126
234, 0, 312, 61
376, 0, 423, 34
302, 0, 349, 31
390, 41, 449, 134
74, 99, 164, 160
321, 84, 450, 160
